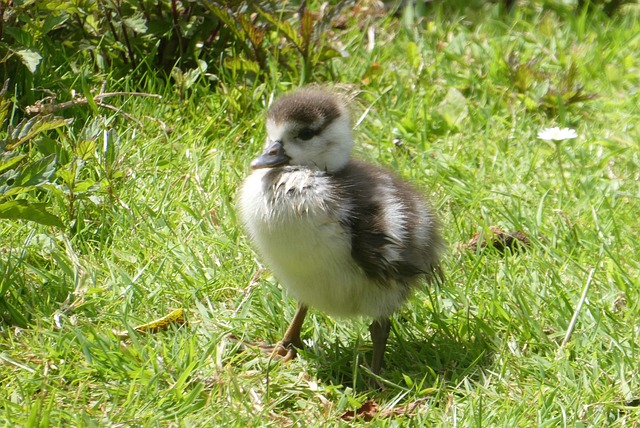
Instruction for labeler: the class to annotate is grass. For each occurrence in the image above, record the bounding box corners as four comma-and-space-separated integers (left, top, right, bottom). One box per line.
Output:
2, 2, 640, 426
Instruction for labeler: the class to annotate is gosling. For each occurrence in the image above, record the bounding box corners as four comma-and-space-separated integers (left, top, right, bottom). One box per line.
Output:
238, 87, 443, 375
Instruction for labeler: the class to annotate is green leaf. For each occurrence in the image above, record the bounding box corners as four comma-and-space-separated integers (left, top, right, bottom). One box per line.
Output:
0, 300, 29, 328
0, 154, 57, 196
123, 13, 148, 34
255, 7, 304, 54
0, 200, 64, 227
435, 88, 469, 130
0, 96, 10, 129
55, 168, 75, 187
0, 152, 26, 175
406, 42, 420, 70
3, 26, 32, 45
102, 129, 117, 166
403, 373, 414, 388
15, 49, 42, 73
4, 115, 72, 150
84, 14, 100, 35
402, 1, 416, 29
444, 32, 468, 58
75, 140, 97, 160
73, 179, 98, 194
42, 14, 69, 34
80, 76, 99, 115
317, 45, 340, 61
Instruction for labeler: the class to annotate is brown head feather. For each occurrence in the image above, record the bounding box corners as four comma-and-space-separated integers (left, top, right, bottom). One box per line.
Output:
267, 89, 344, 127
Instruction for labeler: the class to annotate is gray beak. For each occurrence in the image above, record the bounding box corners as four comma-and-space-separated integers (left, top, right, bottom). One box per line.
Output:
250, 141, 290, 169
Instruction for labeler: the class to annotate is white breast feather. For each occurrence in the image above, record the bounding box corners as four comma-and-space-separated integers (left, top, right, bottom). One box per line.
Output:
239, 168, 408, 319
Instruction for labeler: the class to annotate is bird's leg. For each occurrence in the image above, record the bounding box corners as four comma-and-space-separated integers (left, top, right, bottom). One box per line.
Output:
268, 303, 308, 362
280, 302, 308, 359
369, 317, 391, 375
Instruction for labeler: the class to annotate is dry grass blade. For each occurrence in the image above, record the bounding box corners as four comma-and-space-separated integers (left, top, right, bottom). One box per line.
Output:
341, 398, 428, 421
116, 309, 187, 339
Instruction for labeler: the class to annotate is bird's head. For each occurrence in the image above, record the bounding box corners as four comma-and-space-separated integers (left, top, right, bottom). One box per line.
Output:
250, 88, 353, 173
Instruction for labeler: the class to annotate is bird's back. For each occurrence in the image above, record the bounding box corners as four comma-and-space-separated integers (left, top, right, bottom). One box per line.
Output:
333, 159, 443, 285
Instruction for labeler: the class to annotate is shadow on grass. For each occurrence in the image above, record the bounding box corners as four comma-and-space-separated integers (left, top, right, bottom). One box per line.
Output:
307, 312, 494, 391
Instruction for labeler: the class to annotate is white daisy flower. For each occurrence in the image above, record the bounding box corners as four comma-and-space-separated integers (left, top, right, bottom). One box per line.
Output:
537, 127, 578, 142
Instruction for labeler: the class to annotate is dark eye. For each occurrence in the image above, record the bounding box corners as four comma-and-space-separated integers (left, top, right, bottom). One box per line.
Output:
297, 128, 316, 141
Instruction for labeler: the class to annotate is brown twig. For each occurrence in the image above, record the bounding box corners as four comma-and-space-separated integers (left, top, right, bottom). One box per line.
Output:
25, 91, 162, 115
94, 101, 143, 126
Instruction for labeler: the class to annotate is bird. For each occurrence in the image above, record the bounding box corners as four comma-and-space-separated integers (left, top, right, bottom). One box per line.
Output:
237, 86, 443, 375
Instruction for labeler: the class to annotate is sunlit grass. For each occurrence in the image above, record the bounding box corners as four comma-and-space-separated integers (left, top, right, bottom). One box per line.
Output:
2, 2, 640, 426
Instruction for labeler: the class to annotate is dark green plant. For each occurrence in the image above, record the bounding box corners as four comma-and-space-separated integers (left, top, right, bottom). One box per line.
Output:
0, 87, 131, 326
0, 0, 347, 107
0, 83, 68, 227
506, 53, 598, 117
577, 0, 637, 16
